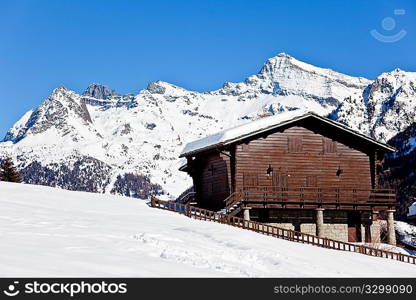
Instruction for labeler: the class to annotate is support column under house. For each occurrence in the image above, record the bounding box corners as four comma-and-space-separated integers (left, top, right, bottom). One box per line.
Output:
316, 208, 324, 237
386, 210, 396, 246
243, 207, 251, 221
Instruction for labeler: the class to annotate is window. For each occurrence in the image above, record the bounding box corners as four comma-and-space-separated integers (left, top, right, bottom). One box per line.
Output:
323, 138, 337, 153
288, 136, 302, 153
207, 164, 216, 176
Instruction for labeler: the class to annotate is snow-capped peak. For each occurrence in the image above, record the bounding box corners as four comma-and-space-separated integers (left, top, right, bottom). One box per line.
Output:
145, 80, 188, 94
259, 52, 304, 74
51, 85, 75, 97
377, 68, 416, 85
259, 53, 370, 85
52, 85, 70, 95
277, 52, 291, 57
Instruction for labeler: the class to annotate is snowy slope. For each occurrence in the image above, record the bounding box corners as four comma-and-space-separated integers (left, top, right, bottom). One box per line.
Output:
1, 53, 416, 199
0, 182, 415, 277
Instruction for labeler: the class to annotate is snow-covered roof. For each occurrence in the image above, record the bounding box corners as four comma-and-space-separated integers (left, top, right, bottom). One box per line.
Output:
408, 202, 416, 217
180, 110, 396, 157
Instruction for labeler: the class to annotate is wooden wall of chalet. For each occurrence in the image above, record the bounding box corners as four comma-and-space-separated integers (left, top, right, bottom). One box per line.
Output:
193, 152, 231, 210
235, 126, 372, 192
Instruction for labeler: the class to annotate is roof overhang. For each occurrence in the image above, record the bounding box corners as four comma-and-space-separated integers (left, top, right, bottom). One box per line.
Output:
179, 112, 396, 158
178, 163, 188, 172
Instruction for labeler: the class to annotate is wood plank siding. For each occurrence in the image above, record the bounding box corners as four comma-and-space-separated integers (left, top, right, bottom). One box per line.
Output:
235, 126, 372, 191
193, 152, 231, 210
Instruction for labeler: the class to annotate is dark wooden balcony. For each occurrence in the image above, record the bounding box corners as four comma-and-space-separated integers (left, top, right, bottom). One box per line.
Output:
239, 186, 396, 211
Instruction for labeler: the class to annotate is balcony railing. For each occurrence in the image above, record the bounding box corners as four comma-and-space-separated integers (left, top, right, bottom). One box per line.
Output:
240, 186, 396, 208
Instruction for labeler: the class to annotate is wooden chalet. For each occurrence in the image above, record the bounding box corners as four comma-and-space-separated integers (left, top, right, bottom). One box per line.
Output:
179, 111, 397, 244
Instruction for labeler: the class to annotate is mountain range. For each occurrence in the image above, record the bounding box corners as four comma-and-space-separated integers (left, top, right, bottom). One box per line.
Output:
1, 53, 415, 217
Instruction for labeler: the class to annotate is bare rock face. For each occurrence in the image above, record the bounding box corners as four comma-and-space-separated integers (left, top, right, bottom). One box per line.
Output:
3, 86, 96, 143
336, 69, 416, 141
146, 81, 166, 94
83, 83, 119, 100
1, 54, 416, 201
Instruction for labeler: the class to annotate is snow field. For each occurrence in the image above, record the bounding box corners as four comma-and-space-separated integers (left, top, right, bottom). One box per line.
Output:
1, 182, 415, 277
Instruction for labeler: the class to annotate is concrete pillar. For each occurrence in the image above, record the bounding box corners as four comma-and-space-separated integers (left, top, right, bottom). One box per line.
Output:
370, 211, 381, 243
386, 209, 396, 246
360, 225, 366, 243
315, 208, 325, 237
243, 207, 251, 221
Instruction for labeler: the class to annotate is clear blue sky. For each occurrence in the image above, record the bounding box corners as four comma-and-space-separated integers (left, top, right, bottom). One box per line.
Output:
0, 0, 415, 137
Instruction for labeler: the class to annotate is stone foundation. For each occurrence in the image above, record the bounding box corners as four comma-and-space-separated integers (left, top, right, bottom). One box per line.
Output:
321, 224, 348, 242
265, 223, 294, 231
300, 223, 316, 235
254, 209, 382, 243
301, 223, 348, 242
267, 223, 348, 242
370, 221, 381, 243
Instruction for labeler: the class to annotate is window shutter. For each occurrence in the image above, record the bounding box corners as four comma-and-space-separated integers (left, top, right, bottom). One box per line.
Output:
306, 176, 318, 187
323, 138, 337, 153
288, 136, 302, 153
